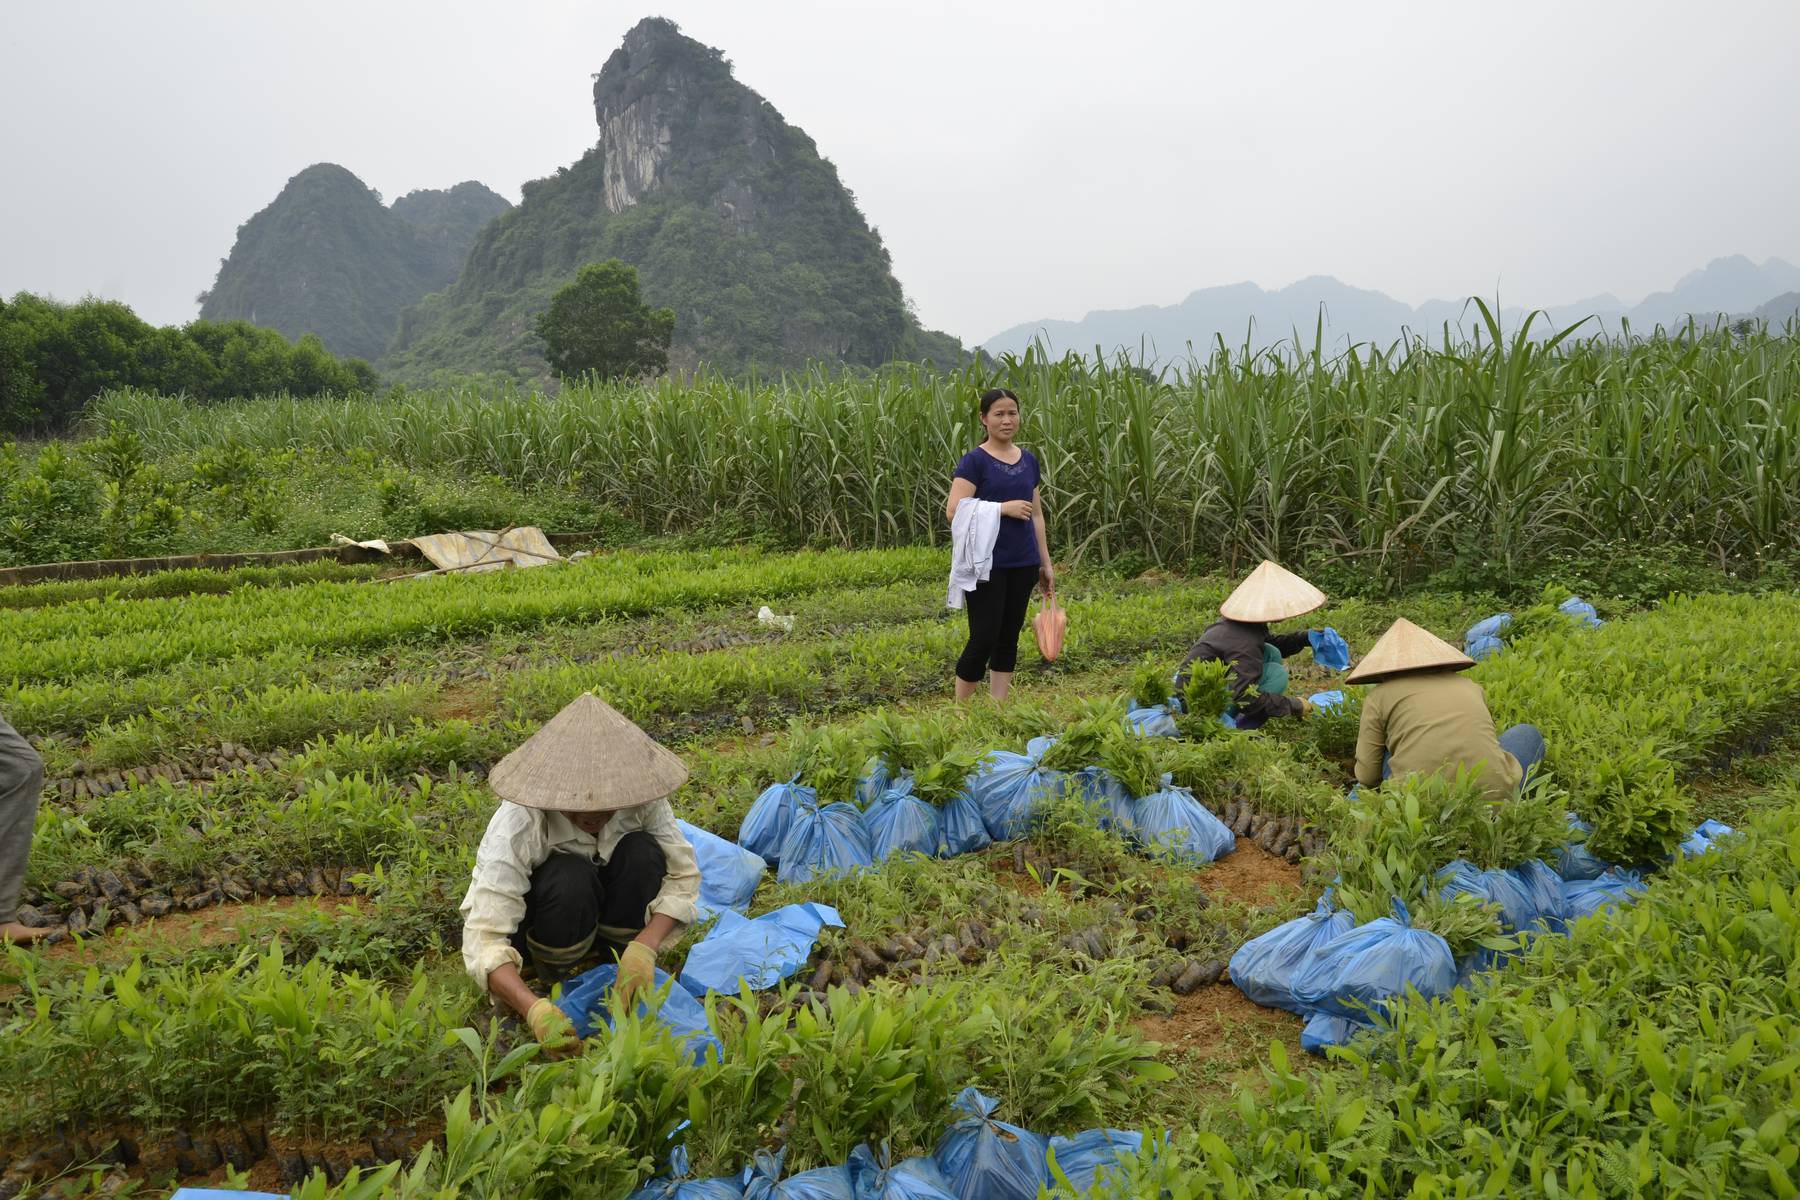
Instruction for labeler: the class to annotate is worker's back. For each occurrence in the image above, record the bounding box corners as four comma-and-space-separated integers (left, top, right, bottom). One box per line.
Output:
1360, 670, 1522, 800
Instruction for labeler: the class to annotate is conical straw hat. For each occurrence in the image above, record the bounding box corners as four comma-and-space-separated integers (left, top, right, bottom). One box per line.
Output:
1343, 618, 1475, 685
1218, 560, 1326, 623
488, 692, 689, 811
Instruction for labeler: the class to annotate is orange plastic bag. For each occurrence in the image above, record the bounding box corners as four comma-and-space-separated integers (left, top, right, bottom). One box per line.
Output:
1033, 594, 1067, 662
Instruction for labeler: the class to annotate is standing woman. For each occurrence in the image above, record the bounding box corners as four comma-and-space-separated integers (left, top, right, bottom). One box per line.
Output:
945, 388, 1054, 701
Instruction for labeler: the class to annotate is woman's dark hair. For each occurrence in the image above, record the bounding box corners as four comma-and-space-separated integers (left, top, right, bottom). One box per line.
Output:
978, 387, 1019, 416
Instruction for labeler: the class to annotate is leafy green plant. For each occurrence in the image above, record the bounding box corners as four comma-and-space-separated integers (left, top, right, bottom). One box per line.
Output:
1173, 659, 1234, 739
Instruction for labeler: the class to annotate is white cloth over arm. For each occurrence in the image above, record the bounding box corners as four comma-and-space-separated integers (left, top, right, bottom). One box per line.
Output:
459, 798, 704, 985
946, 498, 1002, 609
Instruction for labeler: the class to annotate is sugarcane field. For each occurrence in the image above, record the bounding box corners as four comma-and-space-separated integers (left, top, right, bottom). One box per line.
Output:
5, 6, 1800, 1198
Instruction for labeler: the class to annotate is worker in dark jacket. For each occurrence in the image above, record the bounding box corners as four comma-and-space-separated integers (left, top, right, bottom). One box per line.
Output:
1173, 560, 1326, 731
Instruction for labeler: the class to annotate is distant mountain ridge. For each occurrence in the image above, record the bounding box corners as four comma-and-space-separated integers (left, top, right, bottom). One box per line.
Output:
981, 255, 1800, 359
200, 166, 511, 362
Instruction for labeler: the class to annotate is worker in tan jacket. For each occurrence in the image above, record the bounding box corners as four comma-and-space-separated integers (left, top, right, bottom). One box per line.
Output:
1346, 618, 1545, 802
459, 693, 701, 1058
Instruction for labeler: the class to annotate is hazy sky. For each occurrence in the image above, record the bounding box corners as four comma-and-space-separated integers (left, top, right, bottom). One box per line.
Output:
4, 0, 1798, 343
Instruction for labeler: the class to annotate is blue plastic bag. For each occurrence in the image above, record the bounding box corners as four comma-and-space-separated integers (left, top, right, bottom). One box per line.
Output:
1436, 858, 1565, 934
847, 1143, 958, 1200
679, 902, 844, 997
1555, 814, 1610, 881
1290, 900, 1457, 1021
740, 777, 814, 865
1465, 634, 1507, 661
627, 1146, 747, 1200
969, 743, 1065, 841
1680, 818, 1736, 857
1465, 612, 1513, 643
1228, 897, 1357, 1013
936, 791, 992, 858
1308, 689, 1347, 712
1073, 767, 1136, 836
1308, 627, 1351, 671
1299, 1011, 1368, 1056
1558, 596, 1603, 627
1132, 780, 1234, 864
1045, 1128, 1143, 1195
1563, 868, 1646, 922
856, 758, 910, 807
776, 802, 875, 884
742, 1148, 855, 1200
556, 963, 723, 1064
677, 819, 767, 921
1125, 704, 1179, 738
863, 789, 942, 861
931, 1088, 1050, 1200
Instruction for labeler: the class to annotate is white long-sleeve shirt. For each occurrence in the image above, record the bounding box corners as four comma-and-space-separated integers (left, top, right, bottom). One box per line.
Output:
946, 498, 1002, 609
459, 799, 702, 985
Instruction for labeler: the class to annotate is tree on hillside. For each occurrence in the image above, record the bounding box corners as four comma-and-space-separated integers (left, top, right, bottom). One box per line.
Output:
534, 260, 676, 381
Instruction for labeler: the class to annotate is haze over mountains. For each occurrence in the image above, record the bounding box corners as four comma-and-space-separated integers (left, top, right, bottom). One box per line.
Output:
980, 255, 1800, 360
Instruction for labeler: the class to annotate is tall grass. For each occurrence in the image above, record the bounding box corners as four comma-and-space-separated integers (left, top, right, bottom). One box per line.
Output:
88, 313, 1799, 578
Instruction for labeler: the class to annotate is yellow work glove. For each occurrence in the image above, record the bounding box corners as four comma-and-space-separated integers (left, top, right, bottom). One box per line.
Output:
616, 941, 657, 1008
526, 997, 578, 1059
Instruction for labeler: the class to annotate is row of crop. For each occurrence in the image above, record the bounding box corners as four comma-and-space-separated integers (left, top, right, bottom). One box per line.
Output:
9, 574, 951, 745
35, 584, 1214, 771
0, 544, 946, 684
0, 558, 390, 611
0, 951, 1168, 1195
1475, 590, 1800, 863
1088, 782, 1800, 1198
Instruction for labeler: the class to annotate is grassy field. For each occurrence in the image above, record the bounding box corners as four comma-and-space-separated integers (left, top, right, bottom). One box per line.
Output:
2, 539, 1798, 1198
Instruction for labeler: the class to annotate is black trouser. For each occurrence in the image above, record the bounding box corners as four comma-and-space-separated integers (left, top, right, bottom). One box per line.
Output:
956, 565, 1039, 682
508, 832, 667, 963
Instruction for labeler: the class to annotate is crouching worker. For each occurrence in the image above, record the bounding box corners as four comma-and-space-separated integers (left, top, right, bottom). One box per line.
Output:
1174, 560, 1327, 731
460, 692, 701, 1059
1345, 618, 1545, 799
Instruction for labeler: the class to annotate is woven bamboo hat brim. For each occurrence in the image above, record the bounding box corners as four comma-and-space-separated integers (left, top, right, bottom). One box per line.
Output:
1344, 618, 1476, 685
488, 692, 689, 812
1218, 560, 1327, 623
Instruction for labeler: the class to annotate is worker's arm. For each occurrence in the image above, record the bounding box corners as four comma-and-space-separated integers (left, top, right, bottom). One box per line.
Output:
1354, 692, 1387, 787
946, 476, 977, 522
459, 804, 544, 989
1031, 486, 1053, 593
1269, 629, 1314, 657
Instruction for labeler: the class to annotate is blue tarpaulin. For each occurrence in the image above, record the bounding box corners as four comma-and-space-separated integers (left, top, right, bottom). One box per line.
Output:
679, 902, 844, 997
678, 819, 767, 921
556, 964, 722, 1064
1309, 627, 1351, 670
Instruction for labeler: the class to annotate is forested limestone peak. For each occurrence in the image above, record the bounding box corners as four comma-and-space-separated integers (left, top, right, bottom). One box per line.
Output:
384, 18, 967, 381
201, 164, 508, 363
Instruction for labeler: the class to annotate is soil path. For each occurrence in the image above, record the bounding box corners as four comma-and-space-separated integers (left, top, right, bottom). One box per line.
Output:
1196, 840, 1305, 906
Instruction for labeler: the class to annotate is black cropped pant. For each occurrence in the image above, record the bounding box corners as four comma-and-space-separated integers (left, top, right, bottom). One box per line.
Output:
508, 831, 667, 957
956, 565, 1038, 682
